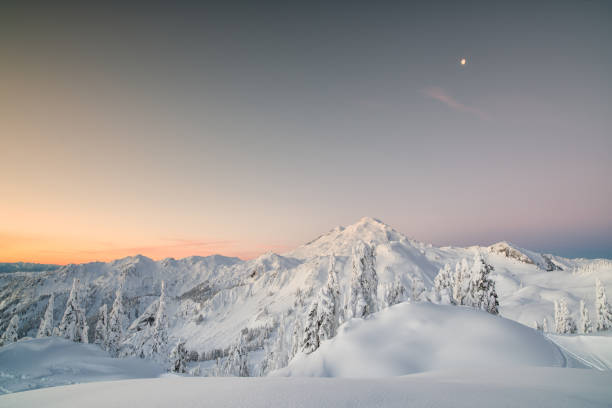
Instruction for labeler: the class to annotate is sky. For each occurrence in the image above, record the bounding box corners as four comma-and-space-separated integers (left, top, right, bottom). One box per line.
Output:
1, 1, 611, 264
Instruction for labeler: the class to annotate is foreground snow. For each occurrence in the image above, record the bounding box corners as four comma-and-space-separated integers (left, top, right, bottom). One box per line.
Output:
275, 302, 581, 377
2, 368, 612, 408
0, 337, 164, 394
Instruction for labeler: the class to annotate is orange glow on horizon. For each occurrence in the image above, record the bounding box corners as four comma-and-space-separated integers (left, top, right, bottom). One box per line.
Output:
0, 233, 293, 265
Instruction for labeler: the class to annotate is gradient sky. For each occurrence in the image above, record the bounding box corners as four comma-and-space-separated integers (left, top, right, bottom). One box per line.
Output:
1, 1, 611, 264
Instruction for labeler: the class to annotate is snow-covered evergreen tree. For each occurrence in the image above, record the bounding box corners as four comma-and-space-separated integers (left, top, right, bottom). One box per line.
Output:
0, 314, 19, 346
151, 281, 169, 357
301, 255, 343, 354
433, 264, 454, 304
468, 254, 499, 315
554, 299, 576, 334
290, 318, 303, 359
383, 280, 407, 308
595, 279, 612, 331
94, 304, 109, 348
222, 335, 249, 377
56, 279, 88, 343
37, 294, 54, 338
411, 275, 426, 302
263, 316, 289, 372
542, 317, 548, 333
170, 339, 189, 373
107, 284, 127, 356
347, 241, 378, 319
579, 300, 593, 334
452, 259, 470, 305
301, 300, 320, 354
317, 255, 341, 341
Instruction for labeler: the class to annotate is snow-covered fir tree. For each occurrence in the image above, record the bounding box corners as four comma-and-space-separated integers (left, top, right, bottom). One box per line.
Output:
94, 304, 109, 349
467, 254, 499, 315
411, 275, 426, 302
221, 335, 249, 377
554, 299, 576, 334
301, 300, 320, 354
36, 294, 54, 338
317, 255, 341, 342
301, 255, 343, 354
151, 281, 169, 356
56, 279, 89, 343
107, 284, 127, 356
347, 241, 378, 319
0, 314, 19, 346
452, 259, 470, 306
433, 264, 454, 304
579, 300, 593, 334
595, 279, 612, 331
290, 318, 303, 359
170, 339, 189, 373
542, 317, 548, 333
383, 280, 407, 308
263, 315, 289, 372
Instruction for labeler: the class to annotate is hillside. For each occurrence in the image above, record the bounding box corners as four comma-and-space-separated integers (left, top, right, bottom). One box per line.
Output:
1, 217, 611, 378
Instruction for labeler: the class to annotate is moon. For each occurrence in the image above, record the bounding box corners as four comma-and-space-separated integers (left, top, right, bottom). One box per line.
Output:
460, 58, 467, 66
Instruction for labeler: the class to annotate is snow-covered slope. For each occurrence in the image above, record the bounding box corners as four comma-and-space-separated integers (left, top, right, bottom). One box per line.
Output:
275, 302, 581, 377
3, 369, 612, 408
1, 217, 611, 378
0, 338, 164, 394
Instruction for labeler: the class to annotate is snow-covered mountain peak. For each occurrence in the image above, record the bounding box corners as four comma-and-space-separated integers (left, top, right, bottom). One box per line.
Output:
286, 217, 411, 259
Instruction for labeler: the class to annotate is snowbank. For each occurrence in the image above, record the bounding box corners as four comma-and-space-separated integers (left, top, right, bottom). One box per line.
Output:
0, 337, 165, 394
548, 333, 612, 370
275, 302, 579, 377
2, 368, 611, 408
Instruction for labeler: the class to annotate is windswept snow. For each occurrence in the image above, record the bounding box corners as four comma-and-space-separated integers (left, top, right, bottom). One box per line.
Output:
275, 302, 581, 377
547, 333, 612, 370
2, 369, 612, 408
0, 338, 164, 394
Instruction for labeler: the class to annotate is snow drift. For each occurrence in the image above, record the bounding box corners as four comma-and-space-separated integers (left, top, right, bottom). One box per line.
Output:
0, 337, 164, 394
276, 302, 581, 377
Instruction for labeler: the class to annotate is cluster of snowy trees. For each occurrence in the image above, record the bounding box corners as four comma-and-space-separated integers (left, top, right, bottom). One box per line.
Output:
433, 253, 499, 315
536, 279, 612, 335
93, 283, 128, 356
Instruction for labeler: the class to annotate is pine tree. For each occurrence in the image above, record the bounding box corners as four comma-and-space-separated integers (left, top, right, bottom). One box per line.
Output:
595, 279, 612, 331
151, 281, 169, 356
222, 335, 249, 376
94, 304, 109, 349
434, 264, 454, 304
542, 317, 548, 333
579, 300, 593, 334
301, 301, 320, 354
452, 259, 470, 306
347, 241, 378, 319
317, 255, 341, 341
0, 315, 19, 346
107, 284, 127, 356
411, 275, 426, 302
290, 318, 303, 359
56, 279, 89, 343
37, 294, 55, 338
170, 340, 189, 373
468, 254, 499, 315
383, 280, 407, 308
554, 299, 577, 334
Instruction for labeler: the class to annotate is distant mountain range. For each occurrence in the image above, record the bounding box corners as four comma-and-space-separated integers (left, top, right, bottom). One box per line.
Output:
0, 262, 59, 274
1, 217, 611, 377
